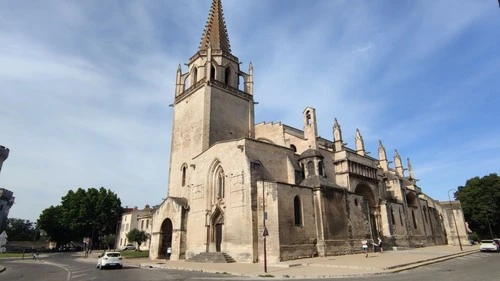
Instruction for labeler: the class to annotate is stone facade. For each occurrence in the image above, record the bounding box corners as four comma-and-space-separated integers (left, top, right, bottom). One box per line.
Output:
150, 0, 469, 263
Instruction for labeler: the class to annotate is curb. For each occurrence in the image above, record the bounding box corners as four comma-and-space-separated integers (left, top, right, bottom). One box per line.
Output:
385, 249, 479, 273
137, 249, 480, 279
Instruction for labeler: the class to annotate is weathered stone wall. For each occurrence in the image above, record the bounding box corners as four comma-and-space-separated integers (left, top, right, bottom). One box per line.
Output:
150, 198, 188, 260
276, 183, 316, 261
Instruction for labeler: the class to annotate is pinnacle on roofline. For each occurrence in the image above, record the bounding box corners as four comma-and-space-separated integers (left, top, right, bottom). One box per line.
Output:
199, 0, 232, 53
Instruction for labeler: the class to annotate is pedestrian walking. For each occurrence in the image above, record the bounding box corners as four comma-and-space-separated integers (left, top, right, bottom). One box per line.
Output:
377, 237, 384, 253
362, 240, 368, 258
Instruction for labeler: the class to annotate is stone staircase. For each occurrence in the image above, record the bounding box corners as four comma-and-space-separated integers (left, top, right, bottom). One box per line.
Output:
187, 252, 236, 263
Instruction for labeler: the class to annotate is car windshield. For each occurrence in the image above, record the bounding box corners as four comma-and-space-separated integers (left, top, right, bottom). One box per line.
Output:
481, 240, 493, 243
106, 253, 121, 257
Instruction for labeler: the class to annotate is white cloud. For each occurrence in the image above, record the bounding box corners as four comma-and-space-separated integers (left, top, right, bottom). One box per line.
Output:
1, 0, 498, 221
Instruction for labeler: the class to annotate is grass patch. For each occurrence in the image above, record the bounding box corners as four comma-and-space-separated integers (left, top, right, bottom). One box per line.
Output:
0, 253, 26, 258
258, 274, 274, 278
120, 250, 150, 258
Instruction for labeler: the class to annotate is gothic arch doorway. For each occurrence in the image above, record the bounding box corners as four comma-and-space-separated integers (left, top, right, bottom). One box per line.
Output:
355, 184, 379, 239
211, 207, 224, 252
159, 218, 173, 258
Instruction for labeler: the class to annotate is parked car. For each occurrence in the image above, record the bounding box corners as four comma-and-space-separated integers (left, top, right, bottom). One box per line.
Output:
493, 238, 500, 248
121, 244, 136, 251
97, 251, 123, 269
479, 240, 499, 252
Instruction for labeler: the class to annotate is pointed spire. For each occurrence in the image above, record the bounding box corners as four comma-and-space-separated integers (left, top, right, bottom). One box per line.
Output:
355, 129, 365, 156
394, 149, 404, 177
175, 64, 183, 96
333, 118, 343, 151
199, 0, 232, 53
407, 158, 415, 180
333, 118, 342, 142
245, 62, 254, 95
378, 140, 386, 160
378, 140, 388, 172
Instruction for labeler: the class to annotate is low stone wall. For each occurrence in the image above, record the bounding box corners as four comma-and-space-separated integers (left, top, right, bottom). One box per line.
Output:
6, 241, 51, 252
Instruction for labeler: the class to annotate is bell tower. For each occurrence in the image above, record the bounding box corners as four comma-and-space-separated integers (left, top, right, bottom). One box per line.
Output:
168, 0, 254, 198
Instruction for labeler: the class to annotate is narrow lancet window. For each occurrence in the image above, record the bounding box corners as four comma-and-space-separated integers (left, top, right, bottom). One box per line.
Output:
294, 196, 302, 226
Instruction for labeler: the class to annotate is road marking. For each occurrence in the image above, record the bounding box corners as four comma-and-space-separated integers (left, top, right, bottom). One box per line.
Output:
72, 273, 88, 278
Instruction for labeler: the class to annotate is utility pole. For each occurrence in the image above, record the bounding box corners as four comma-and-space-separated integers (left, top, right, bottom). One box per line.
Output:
262, 183, 268, 273
448, 189, 463, 251
486, 213, 494, 239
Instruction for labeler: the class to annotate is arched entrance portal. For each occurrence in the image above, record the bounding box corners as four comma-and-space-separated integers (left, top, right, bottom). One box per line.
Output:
355, 184, 379, 239
159, 218, 173, 258
210, 207, 224, 252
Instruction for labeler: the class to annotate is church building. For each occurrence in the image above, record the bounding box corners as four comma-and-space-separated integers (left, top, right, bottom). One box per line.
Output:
150, 0, 469, 263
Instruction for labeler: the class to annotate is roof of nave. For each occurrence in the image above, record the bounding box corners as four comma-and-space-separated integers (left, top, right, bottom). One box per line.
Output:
199, 0, 231, 53
300, 175, 343, 189
298, 148, 324, 160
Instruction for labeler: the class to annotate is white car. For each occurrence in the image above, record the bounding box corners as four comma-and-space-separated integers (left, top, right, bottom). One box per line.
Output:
479, 240, 499, 252
121, 244, 136, 251
97, 252, 123, 269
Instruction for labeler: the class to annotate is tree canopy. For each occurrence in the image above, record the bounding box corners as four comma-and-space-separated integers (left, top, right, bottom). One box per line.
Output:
5, 218, 37, 241
456, 173, 500, 239
126, 228, 150, 250
37, 187, 122, 249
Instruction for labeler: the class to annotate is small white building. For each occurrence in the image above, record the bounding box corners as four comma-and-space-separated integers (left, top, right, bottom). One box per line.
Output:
116, 205, 153, 250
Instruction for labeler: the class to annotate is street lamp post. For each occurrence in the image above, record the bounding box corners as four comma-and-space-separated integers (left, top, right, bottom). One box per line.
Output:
448, 189, 463, 251
262, 183, 268, 273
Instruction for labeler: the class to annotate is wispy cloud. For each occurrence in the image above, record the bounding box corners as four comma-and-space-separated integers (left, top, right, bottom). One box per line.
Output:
1, 0, 499, 221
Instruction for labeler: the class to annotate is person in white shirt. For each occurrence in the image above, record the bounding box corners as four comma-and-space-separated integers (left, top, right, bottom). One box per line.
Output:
362, 240, 368, 258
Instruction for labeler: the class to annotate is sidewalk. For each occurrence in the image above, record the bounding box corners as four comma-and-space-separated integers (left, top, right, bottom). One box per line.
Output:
75, 245, 479, 278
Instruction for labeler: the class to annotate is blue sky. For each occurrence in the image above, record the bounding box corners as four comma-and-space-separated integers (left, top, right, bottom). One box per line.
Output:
1, 0, 499, 222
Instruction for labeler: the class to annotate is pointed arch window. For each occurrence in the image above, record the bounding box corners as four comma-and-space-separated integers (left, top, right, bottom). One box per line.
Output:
318, 160, 325, 177
390, 207, 395, 225
210, 64, 216, 81
224, 67, 231, 85
213, 165, 225, 199
192, 67, 198, 85
412, 210, 417, 229
306, 161, 315, 177
294, 196, 302, 226
306, 111, 312, 125
181, 164, 188, 186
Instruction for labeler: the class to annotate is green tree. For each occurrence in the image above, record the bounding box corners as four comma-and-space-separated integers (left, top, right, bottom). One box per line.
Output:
5, 218, 36, 241
101, 234, 116, 250
38, 205, 68, 248
126, 228, 150, 250
456, 173, 500, 239
38, 187, 122, 249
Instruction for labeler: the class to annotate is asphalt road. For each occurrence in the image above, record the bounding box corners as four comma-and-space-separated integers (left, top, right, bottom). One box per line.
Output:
0, 251, 498, 281
0, 252, 233, 281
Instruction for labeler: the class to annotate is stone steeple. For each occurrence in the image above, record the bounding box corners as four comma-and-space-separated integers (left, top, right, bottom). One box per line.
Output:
407, 158, 415, 181
394, 149, 404, 177
199, 0, 231, 53
304, 107, 318, 149
355, 129, 365, 156
378, 140, 388, 172
333, 118, 343, 151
